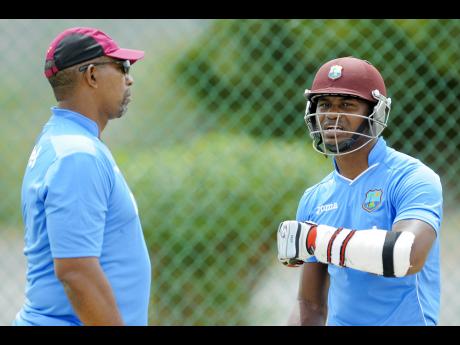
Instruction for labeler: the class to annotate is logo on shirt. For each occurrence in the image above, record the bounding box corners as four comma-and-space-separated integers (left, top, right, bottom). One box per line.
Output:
316, 202, 338, 215
129, 192, 139, 216
27, 145, 41, 169
362, 189, 383, 212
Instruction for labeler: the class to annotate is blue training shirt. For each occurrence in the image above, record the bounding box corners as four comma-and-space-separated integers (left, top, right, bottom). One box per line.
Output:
15, 107, 151, 326
296, 137, 443, 326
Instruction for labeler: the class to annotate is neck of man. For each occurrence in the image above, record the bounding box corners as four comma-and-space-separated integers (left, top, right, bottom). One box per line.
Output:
58, 99, 107, 139
334, 138, 378, 180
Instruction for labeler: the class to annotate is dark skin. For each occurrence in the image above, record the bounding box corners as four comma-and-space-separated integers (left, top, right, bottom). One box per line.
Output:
54, 258, 124, 325
59, 57, 133, 137
289, 95, 437, 325
53, 58, 134, 325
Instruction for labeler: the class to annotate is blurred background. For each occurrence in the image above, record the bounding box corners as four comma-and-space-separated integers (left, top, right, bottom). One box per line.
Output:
1, 19, 459, 326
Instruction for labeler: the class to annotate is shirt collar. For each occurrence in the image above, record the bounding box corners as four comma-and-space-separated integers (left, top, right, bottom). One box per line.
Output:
51, 107, 99, 137
332, 137, 387, 173
367, 137, 387, 166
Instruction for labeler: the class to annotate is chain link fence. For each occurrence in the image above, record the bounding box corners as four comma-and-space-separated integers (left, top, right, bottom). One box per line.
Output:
1, 19, 459, 325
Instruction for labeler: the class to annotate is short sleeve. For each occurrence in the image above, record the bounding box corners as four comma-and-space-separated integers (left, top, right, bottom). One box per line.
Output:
44, 153, 113, 258
295, 187, 315, 222
296, 188, 318, 263
392, 165, 443, 234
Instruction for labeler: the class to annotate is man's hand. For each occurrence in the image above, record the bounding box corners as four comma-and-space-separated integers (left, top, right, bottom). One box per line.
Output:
277, 220, 317, 267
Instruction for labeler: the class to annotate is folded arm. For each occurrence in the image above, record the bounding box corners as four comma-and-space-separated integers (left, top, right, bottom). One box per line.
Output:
277, 218, 436, 277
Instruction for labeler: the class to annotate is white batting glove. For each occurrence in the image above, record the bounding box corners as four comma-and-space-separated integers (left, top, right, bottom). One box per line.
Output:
277, 220, 317, 267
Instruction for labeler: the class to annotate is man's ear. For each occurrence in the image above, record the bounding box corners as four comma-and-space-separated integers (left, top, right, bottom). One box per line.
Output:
82, 64, 98, 88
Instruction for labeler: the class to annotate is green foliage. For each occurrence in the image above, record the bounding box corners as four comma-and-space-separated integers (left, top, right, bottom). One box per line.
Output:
116, 132, 331, 324
173, 20, 460, 189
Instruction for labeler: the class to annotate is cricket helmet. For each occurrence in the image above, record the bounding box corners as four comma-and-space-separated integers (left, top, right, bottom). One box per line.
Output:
304, 56, 391, 156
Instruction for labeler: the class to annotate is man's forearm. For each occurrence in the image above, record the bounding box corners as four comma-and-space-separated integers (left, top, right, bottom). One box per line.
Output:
55, 258, 124, 326
287, 300, 327, 326
298, 300, 327, 326
278, 220, 415, 277
61, 272, 124, 325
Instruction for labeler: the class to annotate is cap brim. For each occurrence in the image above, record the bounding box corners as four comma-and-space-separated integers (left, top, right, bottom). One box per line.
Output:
106, 48, 145, 64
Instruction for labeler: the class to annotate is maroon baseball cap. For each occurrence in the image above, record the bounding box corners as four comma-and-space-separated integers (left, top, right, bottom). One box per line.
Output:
44, 27, 145, 78
307, 56, 386, 103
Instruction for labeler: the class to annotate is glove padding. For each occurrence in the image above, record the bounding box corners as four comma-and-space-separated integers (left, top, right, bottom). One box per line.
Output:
277, 220, 316, 267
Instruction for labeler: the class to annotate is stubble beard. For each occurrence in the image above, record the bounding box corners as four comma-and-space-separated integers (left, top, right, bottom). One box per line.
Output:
115, 92, 131, 119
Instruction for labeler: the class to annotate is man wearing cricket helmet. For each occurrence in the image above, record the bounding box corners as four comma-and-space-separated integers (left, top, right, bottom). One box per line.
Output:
277, 56, 443, 325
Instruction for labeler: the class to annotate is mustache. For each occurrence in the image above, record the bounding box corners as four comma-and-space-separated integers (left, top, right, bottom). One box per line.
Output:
320, 121, 344, 129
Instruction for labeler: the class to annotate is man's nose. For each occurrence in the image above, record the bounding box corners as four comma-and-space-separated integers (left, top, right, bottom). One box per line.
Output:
125, 74, 134, 85
324, 109, 339, 119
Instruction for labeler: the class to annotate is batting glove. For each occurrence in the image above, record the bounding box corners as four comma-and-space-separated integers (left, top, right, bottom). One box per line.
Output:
277, 220, 317, 267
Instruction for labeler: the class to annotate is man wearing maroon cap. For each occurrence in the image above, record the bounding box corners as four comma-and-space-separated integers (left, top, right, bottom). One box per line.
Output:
15, 27, 151, 325
276, 57, 443, 325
